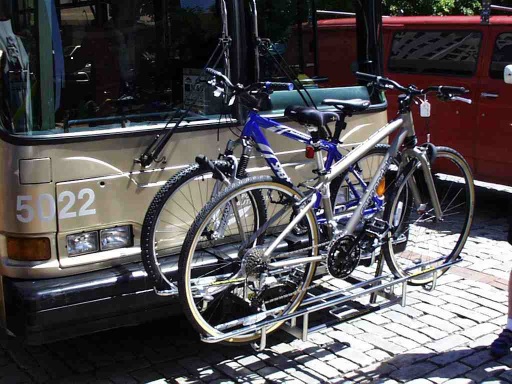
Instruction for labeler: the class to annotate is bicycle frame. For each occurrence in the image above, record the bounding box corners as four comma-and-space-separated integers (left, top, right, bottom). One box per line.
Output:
238, 111, 383, 220
262, 111, 443, 261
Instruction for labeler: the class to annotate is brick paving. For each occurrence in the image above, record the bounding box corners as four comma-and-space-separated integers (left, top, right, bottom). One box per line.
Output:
0, 187, 511, 384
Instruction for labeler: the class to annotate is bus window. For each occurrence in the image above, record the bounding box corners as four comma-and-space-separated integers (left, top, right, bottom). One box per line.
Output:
257, 1, 358, 92
0, 0, 225, 136
0, 0, 38, 134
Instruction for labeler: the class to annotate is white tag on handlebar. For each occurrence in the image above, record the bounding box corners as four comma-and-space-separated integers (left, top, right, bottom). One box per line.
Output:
420, 100, 431, 118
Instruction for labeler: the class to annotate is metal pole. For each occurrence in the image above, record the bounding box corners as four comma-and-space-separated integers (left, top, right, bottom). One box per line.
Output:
481, 0, 491, 24
297, 0, 305, 74
491, 4, 512, 13
311, 0, 320, 77
355, 0, 383, 76
302, 313, 309, 341
250, 0, 260, 81
317, 10, 356, 16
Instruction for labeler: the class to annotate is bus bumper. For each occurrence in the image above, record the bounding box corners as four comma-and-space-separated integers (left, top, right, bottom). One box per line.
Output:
2, 257, 180, 345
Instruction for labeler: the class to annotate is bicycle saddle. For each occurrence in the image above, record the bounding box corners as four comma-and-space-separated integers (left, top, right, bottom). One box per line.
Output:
322, 99, 371, 115
284, 106, 339, 128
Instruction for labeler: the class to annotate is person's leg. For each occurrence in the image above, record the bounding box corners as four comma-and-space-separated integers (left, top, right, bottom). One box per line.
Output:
491, 270, 512, 357
508, 270, 512, 330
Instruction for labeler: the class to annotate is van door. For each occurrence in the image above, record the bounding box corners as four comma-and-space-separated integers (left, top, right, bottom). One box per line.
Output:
475, 27, 512, 185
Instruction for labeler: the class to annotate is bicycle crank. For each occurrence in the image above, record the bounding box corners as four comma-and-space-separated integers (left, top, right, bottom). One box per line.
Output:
327, 235, 361, 279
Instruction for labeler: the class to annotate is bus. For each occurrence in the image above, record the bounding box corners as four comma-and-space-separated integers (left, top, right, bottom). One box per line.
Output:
0, 0, 389, 344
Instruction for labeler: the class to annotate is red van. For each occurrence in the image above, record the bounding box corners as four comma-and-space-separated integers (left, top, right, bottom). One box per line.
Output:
315, 15, 512, 186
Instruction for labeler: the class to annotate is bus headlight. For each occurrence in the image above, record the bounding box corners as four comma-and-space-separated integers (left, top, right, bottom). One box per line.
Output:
67, 232, 99, 256
100, 226, 133, 251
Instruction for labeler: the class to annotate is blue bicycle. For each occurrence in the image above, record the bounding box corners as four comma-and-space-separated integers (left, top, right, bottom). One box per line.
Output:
141, 68, 392, 295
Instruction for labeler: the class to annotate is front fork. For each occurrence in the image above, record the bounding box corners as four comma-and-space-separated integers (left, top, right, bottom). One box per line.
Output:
403, 146, 443, 221
213, 138, 254, 238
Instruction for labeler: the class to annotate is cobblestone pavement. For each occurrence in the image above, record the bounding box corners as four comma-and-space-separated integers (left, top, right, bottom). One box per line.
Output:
0, 187, 511, 384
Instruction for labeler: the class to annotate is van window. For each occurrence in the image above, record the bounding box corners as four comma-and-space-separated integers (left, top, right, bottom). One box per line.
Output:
389, 31, 482, 76
0, 0, 225, 136
490, 33, 512, 80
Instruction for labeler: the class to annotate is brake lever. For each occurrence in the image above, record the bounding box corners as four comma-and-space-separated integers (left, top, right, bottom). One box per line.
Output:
213, 86, 224, 98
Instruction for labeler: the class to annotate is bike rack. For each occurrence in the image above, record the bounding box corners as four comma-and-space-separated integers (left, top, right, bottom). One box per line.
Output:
200, 255, 462, 350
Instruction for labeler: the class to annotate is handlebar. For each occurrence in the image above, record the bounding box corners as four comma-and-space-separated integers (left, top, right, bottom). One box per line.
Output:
206, 67, 293, 93
205, 67, 234, 88
451, 96, 473, 105
437, 85, 468, 95
205, 68, 294, 110
355, 71, 469, 100
263, 81, 295, 92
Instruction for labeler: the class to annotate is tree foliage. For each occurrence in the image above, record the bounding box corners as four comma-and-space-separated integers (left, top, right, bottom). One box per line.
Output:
317, 0, 512, 16
382, 0, 481, 15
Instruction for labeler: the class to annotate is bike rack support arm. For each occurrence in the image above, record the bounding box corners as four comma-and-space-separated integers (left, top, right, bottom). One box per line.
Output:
201, 256, 462, 345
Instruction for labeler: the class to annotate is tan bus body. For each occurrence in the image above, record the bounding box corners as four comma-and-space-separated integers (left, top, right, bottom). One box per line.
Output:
0, 0, 386, 343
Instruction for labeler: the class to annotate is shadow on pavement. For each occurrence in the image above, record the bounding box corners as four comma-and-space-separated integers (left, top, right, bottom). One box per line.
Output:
344, 346, 512, 383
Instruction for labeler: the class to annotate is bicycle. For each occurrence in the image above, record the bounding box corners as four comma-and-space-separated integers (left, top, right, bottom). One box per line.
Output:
141, 68, 393, 294
178, 72, 475, 343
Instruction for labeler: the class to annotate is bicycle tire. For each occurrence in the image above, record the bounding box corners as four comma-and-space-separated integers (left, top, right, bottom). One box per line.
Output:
178, 176, 318, 343
141, 160, 236, 291
382, 146, 475, 285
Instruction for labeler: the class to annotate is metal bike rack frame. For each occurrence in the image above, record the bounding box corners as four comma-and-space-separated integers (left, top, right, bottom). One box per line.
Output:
200, 256, 463, 350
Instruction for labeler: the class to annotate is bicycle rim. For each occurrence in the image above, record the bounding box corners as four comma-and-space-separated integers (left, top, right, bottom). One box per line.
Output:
383, 147, 474, 285
179, 177, 318, 343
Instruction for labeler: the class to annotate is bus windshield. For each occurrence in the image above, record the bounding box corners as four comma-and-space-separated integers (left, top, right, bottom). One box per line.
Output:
0, 0, 225, 136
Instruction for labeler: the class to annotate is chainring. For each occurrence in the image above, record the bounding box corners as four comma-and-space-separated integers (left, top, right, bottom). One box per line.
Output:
327, 235, 361, 279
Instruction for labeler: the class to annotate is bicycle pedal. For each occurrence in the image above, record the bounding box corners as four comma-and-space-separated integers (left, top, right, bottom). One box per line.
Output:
365, 218, 390, 239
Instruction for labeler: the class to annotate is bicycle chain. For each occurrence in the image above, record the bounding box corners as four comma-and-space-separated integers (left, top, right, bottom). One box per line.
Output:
259, 240, 339, 306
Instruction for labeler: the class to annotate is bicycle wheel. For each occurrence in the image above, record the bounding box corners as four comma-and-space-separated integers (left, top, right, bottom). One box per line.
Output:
141, 160, 235, 290
179, 176, 318, 343
330, 144, 397, 216
382, 146, 475, 285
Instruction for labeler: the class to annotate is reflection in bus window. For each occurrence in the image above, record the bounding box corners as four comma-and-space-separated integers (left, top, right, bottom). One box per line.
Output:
256, 0, 357, 89
257, 0, 310, 84
0, 0, 224, 135
57, 0, 223, 134
0, 0, 34, 133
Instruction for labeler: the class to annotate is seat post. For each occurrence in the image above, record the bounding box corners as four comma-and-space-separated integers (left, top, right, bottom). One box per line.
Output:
333, 114, 348, 143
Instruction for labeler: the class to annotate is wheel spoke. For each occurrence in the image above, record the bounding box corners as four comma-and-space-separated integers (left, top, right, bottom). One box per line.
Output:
180, 179, 318, 342
383, 149, 474, 285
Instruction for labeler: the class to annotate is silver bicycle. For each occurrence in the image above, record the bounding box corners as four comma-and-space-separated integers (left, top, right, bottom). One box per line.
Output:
178, 72, 476, 343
